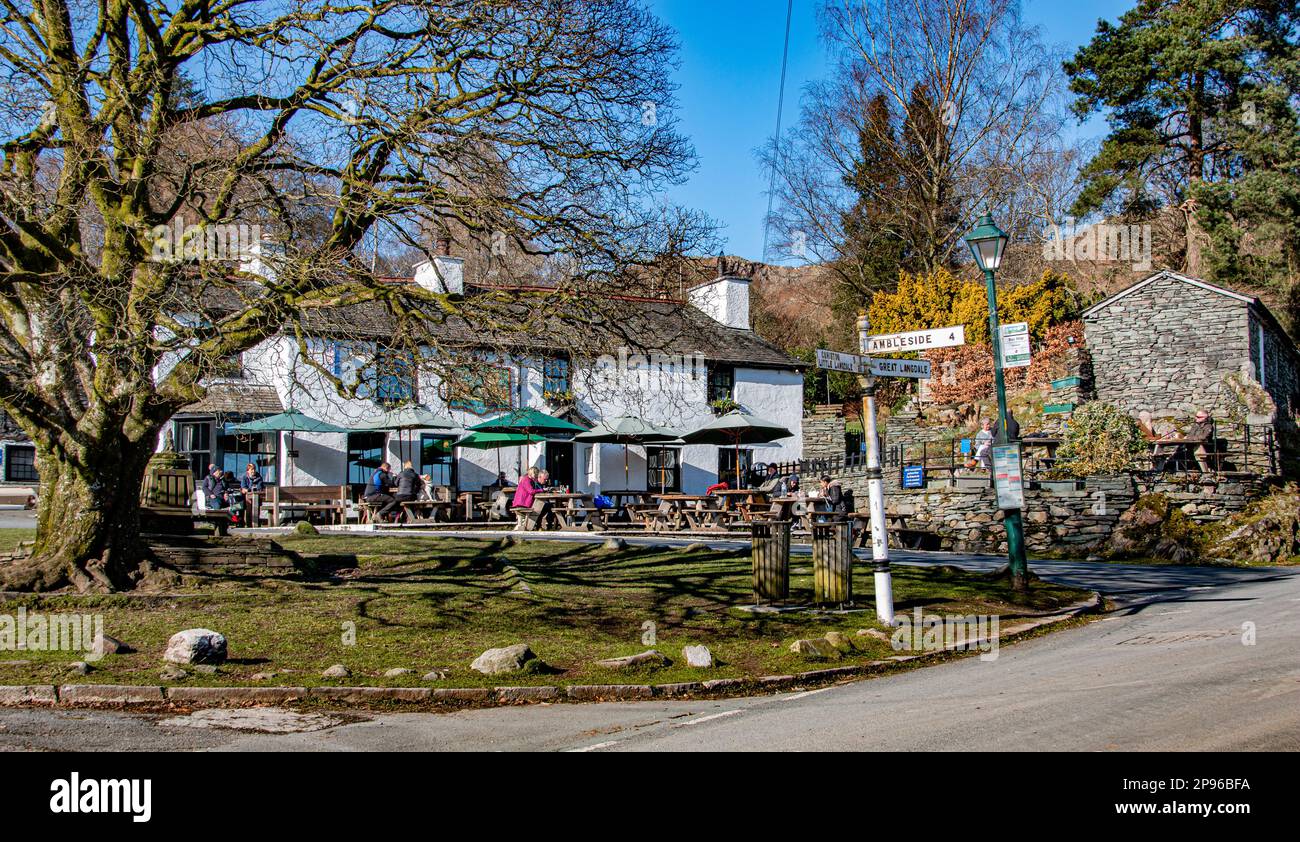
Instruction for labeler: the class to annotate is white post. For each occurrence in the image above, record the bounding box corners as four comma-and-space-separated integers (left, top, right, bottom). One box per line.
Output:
857, 312, 895, 626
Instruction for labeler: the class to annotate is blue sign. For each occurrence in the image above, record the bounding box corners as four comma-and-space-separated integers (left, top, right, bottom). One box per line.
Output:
902, 465, 925, 489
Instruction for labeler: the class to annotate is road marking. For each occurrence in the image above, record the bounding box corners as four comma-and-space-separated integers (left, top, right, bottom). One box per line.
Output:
567, 740, 624, 752
674, 709, 744, 728
1184, 586, 1214, 591
783, 687, 836, 702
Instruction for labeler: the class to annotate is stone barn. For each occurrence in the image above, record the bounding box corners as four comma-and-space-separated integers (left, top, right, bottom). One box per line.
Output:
1083, 270, 1300, 473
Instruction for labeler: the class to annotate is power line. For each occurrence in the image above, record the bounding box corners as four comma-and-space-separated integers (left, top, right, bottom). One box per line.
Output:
762, 0, 794, 263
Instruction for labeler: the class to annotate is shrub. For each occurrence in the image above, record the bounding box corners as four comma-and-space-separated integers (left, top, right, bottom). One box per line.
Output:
1054, 402, 1148, 477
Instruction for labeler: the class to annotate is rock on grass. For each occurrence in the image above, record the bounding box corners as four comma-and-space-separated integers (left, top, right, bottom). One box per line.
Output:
163, 629, 227, 665
471, 644, 538, 675
594, 650, 670, 670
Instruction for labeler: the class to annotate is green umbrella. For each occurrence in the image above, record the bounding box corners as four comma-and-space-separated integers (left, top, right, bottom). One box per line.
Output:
230, 409, 348, 487
681, 409, 793, 489
229, 409, 348, 434
574, 416, 680, 491
468, 407, 587, 436
354, 404, 458, 464
453, 431, 548, 481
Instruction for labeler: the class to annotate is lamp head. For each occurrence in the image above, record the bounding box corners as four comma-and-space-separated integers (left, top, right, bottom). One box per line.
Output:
964, 212, 1009, 272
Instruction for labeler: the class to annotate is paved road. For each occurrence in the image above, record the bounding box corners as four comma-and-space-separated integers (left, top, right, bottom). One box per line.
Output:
2, 551, 1296, 751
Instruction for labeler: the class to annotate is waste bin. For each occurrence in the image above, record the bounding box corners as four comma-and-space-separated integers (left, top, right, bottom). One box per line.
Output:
751, 520, 791, 602
812, 519, 853, 604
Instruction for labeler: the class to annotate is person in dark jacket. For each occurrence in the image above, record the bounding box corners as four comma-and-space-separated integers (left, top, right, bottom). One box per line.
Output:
201, 464, 226, 509
221, 470, 243, 523
819, 475, 845, 513
391, 460, 423, 522
238, 463, 265, 527
365, 462, 398, 521
992, 411, 1020, 443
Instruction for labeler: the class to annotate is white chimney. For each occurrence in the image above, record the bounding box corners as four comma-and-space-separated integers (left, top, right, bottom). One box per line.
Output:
689, 275, 750, 330
238, 236, 282, 283
414, 254, 464, 295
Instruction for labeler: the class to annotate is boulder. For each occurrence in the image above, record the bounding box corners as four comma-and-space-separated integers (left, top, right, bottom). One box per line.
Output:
602, 537, 628, 551
384, 668, 414, 678
595, 650, 670, 670
423, 668, 451, 681
789, 638, 840, 660
250, 672, 276, 681
682, 644, 714, 669
823, 631, 856, 653
322, 664, 350, 679
97, 635, 133, 655
163, 628, 228, 665
856, 628, 891, 643
294, 520, 320, 536
471, 644, 536, 675
67, 661, 92, 675
159, 665, 188, 681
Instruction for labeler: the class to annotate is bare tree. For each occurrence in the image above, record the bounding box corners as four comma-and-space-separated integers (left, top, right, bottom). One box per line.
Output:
763, 0, 1074, 302
0, 0, 712, 591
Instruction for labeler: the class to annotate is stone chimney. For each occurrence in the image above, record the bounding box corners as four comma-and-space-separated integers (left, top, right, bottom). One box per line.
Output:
413, 240, 464, 295
688, 272, 750, 330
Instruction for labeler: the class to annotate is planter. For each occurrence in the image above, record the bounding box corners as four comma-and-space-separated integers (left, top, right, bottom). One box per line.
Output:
954, 476, 991, 490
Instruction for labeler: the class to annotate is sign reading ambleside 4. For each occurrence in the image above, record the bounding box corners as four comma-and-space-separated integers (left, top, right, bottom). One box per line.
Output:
867, 325, 965, 354
991, 443, 1025, 510
999, 322, 1031, 369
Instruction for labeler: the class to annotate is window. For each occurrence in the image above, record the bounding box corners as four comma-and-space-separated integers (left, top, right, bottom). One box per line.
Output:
367, 348, 417, 407
718, 448, 752, 489
176, 421, 212, 478
543, 354, 571, 400
4, 444, 37, 482
646, 446, 681, 493
443, 364, 512, 415
218, 430, 278, 484
707, 364, 734, 404
346, 432, 388, 493
419, 434, 457, 489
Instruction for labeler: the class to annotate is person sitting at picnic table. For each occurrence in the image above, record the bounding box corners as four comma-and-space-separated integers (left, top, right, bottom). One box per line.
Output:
1136, 410, 1161, 442
757, 464, 786, 495
391, 460, 423, 522
220, 470, 243, 524
512, 466, 555, 529
239, 463, 264, 527
488, 471, 509, 489
1185, 409, 1216, 472
365, 461, 399, 521
819, 475, 846, 517
974, 418, 995, 468
201, 464, 226, 509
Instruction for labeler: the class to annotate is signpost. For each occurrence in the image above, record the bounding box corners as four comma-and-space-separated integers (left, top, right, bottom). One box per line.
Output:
866, 325, 965, 354
999, 322, 1031, 369
814, 323, 966, 625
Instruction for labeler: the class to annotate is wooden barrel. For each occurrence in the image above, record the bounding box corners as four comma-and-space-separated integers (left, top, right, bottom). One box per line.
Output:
812, 520, 853, 604
751, 520, 791, 602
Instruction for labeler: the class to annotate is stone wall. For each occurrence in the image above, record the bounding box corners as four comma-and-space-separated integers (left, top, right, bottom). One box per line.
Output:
837, 472, 1270, 556
801, 405, 846, 461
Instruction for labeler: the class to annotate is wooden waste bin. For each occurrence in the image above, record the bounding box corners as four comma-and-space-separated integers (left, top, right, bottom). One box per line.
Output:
751, 520, 791, 603
812, 520, 853, 604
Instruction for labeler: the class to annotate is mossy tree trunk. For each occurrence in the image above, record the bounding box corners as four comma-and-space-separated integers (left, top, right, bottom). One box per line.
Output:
2, 429, 159, 593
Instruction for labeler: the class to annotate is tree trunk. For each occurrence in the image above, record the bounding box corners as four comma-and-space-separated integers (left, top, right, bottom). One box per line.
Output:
1, 436, 157, 593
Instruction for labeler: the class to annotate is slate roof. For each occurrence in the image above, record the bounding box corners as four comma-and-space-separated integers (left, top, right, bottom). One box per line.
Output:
178, 383, 284, 416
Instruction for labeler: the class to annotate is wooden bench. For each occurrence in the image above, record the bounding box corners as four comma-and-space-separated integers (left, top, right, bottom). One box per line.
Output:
0, 486, 36, 508
140, 470, 228, 536
266, 485, 347, 526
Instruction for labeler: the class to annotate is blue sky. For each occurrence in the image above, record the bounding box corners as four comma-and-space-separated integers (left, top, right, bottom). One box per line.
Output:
646, 0, 1136, 262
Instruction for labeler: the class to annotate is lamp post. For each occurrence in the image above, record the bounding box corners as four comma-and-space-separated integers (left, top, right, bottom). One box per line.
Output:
963, 213, 1029, 591
857, 311, 894, 625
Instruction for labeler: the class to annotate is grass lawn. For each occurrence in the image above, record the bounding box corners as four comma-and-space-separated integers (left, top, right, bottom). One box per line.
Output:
0, 531, 1091, 688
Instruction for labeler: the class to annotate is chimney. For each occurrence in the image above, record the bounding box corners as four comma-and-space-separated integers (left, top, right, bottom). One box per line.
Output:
688, 273, 750, 330
414, 253, 464, 295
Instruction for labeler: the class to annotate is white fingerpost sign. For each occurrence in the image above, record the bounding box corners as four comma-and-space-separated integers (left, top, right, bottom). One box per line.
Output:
867, 325, 965, 353
999, 322, 1031, 368
868, 357, 932, 379
815, 348, 863, 373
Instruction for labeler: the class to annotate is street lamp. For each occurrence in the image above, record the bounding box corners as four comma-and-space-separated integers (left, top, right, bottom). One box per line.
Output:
964, 212, 1029, 591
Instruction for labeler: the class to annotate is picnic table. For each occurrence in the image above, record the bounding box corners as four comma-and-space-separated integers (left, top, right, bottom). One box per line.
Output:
532, 492, 591, 529
649, 494, 720, 531
1150, 436, 1220, 471
400, 498, 453, 524
711, 488, 768, 522
1020, 436, 1062, 470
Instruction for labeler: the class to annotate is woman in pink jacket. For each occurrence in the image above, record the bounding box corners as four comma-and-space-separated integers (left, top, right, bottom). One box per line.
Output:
512, 467, 541, 509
